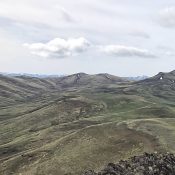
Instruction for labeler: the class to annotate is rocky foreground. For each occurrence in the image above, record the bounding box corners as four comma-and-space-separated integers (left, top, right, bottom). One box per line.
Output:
83, 153, 175, 175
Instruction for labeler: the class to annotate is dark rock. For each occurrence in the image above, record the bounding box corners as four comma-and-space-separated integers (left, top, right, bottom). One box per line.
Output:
83, 153, 175, 175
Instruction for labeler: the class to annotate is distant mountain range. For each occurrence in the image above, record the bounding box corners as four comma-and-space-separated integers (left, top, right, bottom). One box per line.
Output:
0, 72, 66, 78
0, 72, 148, 80
125, 75, 149, 81
0, 70, 175, 175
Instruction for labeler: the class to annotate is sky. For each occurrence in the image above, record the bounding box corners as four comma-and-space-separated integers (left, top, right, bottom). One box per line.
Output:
0, 0, 175, 76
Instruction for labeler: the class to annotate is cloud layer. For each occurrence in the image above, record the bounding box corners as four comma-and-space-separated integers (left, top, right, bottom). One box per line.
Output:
24, 37, 90, 58
1, 0, 175, 76
100, 45, 155, 58
24, 37, 156, 59
0, 1, 74, 28
158, 7, 175, 27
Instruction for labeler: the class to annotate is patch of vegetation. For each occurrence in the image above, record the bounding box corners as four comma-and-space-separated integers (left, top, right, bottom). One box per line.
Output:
0, 71, 175, 174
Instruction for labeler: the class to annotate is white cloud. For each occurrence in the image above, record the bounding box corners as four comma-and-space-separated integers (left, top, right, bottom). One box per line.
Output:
164, 51, 175, 57
158, 7, 175, 27
0, 1, 74, 27
100, 45, 155, 58
24, 37, 91, 58
57, 6, 74, 22
157, 46, 175, 57
128, 30, 150, 39
1, 0, 175, 76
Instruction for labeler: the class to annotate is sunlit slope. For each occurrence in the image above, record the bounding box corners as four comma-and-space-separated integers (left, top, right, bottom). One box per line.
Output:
0, 71, 175, 174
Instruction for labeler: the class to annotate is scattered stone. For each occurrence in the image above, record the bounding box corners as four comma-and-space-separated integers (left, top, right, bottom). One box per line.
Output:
83, 152, 175, 175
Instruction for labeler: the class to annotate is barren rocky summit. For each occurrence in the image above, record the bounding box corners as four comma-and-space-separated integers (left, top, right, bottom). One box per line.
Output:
83, 152, 175, 175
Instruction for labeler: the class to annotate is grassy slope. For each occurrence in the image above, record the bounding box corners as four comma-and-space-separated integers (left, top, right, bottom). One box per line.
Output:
0, 72, 175, 175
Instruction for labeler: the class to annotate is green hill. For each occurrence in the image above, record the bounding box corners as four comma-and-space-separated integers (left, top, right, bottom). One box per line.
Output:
0, 71, 175, 175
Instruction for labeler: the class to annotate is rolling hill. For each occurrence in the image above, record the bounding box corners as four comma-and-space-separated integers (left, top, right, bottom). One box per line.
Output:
0, 71, 175, 175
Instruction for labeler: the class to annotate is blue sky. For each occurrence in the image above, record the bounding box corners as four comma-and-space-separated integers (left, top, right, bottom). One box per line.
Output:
0, 0, 175, 76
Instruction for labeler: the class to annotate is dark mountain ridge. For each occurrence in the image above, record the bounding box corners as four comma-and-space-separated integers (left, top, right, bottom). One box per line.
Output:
138, 70, 175, 84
